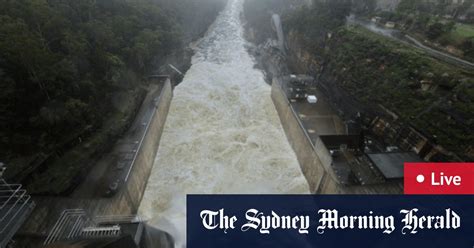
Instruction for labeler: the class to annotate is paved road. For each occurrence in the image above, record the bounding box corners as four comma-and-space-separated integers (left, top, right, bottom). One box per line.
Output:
403, 34, 474, 70
347, 16, 474, 70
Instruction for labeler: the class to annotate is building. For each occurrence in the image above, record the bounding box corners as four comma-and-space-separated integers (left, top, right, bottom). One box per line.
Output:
385, 21, 396, 28
366, 152, 423, 180
369, 114, 462, 162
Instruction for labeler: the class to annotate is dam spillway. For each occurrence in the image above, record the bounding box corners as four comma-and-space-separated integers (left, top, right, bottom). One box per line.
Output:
138, 0, 310, 245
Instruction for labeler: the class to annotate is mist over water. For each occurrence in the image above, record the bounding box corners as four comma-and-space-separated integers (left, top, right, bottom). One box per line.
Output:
138, 0, 309, 246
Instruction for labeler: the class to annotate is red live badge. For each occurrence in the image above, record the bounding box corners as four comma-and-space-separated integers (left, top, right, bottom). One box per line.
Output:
404, 163, 474, 195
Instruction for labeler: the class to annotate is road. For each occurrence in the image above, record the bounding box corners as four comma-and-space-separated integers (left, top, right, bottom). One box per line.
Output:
347, 16, 474, 70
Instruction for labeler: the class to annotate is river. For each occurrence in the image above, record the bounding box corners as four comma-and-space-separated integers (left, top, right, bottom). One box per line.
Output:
138, 0, 309, 246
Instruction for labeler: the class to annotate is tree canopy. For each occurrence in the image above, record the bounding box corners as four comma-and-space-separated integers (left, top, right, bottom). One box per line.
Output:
0, 0, 180, 164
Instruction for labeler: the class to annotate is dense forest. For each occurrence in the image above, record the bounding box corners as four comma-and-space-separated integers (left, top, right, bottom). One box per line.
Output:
0, 0, 225, 194
0, 0, 179, 157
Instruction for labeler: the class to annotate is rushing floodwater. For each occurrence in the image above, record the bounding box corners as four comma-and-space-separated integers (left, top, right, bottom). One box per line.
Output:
138, 0, 309, 246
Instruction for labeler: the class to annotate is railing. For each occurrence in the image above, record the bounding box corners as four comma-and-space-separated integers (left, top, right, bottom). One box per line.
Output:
43, 209, 96, 245
0, 179, 35, 248
94, 215, 143, 224
81, 225, 121, 238
44, 210, 146, 246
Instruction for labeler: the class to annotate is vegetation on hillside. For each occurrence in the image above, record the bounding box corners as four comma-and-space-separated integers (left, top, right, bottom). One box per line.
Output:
284, 2, 474, 160
0, 0, 225, 194
328, 27, 473, 157
0, 0, 179, 155
284, 0, 351, 52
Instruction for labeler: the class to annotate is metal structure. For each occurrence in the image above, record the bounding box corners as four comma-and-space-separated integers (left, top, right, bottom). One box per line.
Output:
0, 163, 35, 248
44, 210, 144, 246
81, 225, 121, 238
43, 209, 98, 245
94, 215, 144, 245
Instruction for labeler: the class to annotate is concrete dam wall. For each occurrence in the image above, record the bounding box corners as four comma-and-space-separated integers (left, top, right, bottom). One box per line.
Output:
271, 79, 328, 193
103, 79, 174, 216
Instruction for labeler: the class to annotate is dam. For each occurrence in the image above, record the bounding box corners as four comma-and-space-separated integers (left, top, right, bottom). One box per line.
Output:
138, 0, 310, 245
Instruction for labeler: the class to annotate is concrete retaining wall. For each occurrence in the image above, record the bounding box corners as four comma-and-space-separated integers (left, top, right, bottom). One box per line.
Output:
271, 79, 328, 193
101, 79, 173, 216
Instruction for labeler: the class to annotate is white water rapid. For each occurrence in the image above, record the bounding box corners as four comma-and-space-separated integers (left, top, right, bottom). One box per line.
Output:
138, 0, 310, 246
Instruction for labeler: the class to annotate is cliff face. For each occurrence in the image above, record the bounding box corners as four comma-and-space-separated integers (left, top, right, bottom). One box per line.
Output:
285, 30, 322, 75
244, 0, 306, 45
